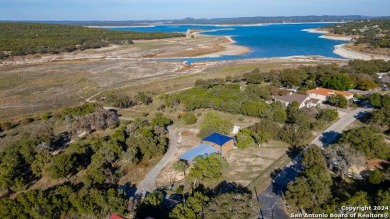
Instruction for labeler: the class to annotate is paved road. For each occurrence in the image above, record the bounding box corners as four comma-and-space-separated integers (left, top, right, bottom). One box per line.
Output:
311, 107, 371, 148
136, 127, 177, 197
257, 107, 372, 219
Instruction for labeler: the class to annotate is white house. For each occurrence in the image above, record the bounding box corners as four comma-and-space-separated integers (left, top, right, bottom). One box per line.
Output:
273, 92, 321, 109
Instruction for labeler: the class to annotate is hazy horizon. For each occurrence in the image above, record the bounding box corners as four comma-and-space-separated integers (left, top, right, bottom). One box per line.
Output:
1, 0, 389, 21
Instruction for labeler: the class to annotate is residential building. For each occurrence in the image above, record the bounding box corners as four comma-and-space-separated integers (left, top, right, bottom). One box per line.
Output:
111, 213, 125, 219
273, 92, 321, 109
376, 72, 389, 79
381, 74, 390, 84
306, 87, 354, 101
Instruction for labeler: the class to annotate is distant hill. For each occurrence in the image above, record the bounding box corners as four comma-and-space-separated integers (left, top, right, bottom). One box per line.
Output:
2, 15, 387, 26
0, 22, 185, 58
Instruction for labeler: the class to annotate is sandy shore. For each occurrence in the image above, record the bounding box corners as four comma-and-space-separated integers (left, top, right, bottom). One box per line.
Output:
304, 28, 390, 60
195, 35, 251, 58
334, 44, 390, 61
302, 28, 352, 41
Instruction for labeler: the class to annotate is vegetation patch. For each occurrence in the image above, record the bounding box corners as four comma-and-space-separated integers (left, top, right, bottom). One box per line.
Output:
0, 22, 185, 58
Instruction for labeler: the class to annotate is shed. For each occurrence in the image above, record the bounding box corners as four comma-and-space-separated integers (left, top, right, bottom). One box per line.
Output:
232, 125, 241, 134
179, 144, 218, 163
202, 133, 235, 155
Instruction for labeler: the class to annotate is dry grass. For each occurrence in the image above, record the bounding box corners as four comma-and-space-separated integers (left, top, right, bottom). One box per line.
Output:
118, 156, 162, 185
224, 141, 289, 186
0, 32, 347, 121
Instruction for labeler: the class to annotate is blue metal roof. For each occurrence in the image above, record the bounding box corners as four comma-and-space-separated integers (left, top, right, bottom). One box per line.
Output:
179, 144, 218, 162
202, 133, 234, 146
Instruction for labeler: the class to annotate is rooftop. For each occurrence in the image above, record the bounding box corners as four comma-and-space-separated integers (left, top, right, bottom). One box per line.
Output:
179, 144, 218, 162
381, 75, 390, 84
273, 92, 308, 105
203, 133, 234, 146
306, 87, 353, 97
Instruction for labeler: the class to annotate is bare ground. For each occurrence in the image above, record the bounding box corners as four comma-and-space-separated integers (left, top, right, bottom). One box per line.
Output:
0, 32, 347, 120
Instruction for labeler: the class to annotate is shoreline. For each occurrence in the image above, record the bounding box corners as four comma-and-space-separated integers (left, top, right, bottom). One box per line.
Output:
304, 28, 390, 60
185, 32, 252, 58
334, 44, 390, 61
302, 28, 352, 41
87, 22, 346, 29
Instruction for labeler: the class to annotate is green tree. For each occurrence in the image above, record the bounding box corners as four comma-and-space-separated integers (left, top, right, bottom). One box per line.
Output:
198, 112, 233, 138
369, 93, 382, 107
145, 191, 164, 207
173, 160, 188, 177
323, 74, 353, 90
368, 170, 384, 185
188, 154, 228, 186
340, 126, 389, 159
328, 94, 348, 108
341, 192, 370, 214
206, 193, 259, 219
286, 101, 300, 123
286, 146, 333, 212
106, 94, 133, 108
244, 68, 264, 84
376, 189, 390, 211
121, 146, 139, 166
317, 109, 338, 122
31, 153, 50, 177
47, 154, 77, 179
0, 150, 25, 193
150, 113, 172, 127
135, 92, 153, 105
250, 119, 281, 144
244, 84, 271, 100
170, 192, 209, 219
182, 112, 198, 125
235, 128, 255, 149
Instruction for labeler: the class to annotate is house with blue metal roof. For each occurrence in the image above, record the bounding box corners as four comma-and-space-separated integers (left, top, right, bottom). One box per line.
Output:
202, 132, 235, 155
179, 144, 218, 163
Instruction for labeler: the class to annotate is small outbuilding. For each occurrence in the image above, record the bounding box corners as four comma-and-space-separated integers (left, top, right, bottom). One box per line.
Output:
202, 133, 235, 155
179, 144, 218, 163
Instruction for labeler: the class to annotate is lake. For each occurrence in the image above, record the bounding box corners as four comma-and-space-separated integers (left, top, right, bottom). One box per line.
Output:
107, 23, 349, 62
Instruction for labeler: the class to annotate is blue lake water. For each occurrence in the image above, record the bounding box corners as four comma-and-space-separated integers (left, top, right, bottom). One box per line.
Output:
107, 23, 348, 62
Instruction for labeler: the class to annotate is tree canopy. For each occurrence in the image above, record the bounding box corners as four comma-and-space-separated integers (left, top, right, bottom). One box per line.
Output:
0, 22, 185, 58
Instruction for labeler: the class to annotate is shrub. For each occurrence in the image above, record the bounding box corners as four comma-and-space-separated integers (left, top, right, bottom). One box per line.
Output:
182, 113, 197, 125
1, 121, 13, 131
19, 117, 34, 125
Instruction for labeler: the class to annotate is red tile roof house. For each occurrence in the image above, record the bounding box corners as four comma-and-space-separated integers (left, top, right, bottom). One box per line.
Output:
111, 213, 125, 219
306, 87, 354, 102
273, 92, 321, 109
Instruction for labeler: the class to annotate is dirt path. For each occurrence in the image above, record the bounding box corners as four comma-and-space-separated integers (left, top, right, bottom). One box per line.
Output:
135, 127, 177, 196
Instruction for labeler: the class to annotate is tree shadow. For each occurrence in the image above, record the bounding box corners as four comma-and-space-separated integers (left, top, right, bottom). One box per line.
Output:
119, 183, 138, 198
286, 147, 302, 160
354, 111, 370, 123
211, 180, 252, 197
51, 131, 71, 150
320, 131, 341, 147
270, 156, 301, 195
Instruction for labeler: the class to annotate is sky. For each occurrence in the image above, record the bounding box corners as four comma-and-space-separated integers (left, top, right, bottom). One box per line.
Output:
1, 0, 389, 21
